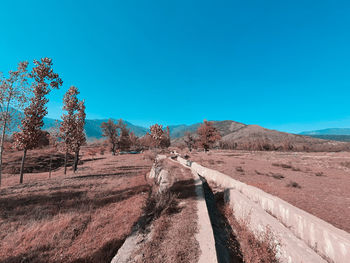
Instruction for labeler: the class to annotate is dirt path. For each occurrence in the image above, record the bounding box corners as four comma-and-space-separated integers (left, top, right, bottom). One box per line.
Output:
114, 158, 200, 263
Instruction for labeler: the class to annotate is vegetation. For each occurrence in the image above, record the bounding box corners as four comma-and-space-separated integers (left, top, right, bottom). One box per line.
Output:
60, 86, 86, 174
150, 123, 171, 148
196, 120, 221, 151
117, 119, 132, 151
0, 61, 30, 186
101, 119, 119, 155
184, 132, 196, 152
13, 58, 63, 183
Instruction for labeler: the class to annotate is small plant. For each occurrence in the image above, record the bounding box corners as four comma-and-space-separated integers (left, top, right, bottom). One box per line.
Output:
281, 164, 292, 169
272, 163, 292, 169
340, 161, 350, 168
236, 166, 244, 173
270, 173, 284, 180
287, 181, 301, 188
315, 172, 325, 177
223, 206, 280, 263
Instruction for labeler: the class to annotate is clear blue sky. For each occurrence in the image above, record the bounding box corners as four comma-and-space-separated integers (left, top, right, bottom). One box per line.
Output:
1, 0, 350, 133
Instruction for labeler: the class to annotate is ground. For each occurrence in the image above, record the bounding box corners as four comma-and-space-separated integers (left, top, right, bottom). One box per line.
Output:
131, 158, 200, 263
0, 150, 152, 263
190, 149, 350, 233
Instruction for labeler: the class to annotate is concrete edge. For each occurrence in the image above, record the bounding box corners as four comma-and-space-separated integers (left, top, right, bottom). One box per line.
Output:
175, 158, 218, 263
226, 188, 327, 263
182, 158, 350, 263
193, 170, 218, 263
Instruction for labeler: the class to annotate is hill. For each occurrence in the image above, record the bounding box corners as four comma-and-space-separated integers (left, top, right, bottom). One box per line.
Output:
173, 121, 350, 152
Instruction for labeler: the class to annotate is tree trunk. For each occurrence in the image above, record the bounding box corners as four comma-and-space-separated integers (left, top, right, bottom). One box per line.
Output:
0, 124, 6, 187
19, 148, 27, 184
49, 153, 53, 178
1, 94, 12, 187
73, 150, 79, 173
64, 151, 68, 175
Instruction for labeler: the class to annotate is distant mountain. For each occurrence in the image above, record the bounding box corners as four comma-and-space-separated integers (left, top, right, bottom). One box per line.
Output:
298, 128, 350, 142
305, 135, 350, 142
168, 124, 201, 138
4, 108, 149, 140
43, 118, 148, 140
300, 128, 350, 135
5, 107, 350, 149
83, 119, 148, 139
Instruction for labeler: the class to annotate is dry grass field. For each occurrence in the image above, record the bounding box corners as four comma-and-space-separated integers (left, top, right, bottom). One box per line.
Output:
190, 150, 350, 233
0, 150, 152, 263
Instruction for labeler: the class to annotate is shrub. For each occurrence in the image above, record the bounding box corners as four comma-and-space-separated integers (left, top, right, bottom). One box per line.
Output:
236, 166, 244, 173
270, 173, 284, 180
286, 181, 301, 188
315, 172, 325, 177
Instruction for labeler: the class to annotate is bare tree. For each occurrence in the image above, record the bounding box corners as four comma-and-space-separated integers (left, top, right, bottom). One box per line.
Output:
196, 120, 221, 152
0, 61, 30, 186
161, 126, 171, 148
117, 119, 131, 151
101, 119, 118, 155
184, 132, 196, 152
129, 131, 139, 150
13, 58, 62, 183
139, 132, 154, 149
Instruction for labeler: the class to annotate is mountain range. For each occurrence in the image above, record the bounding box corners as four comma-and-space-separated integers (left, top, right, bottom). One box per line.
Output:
5, 108, 350, 148
299, 128, 350, 142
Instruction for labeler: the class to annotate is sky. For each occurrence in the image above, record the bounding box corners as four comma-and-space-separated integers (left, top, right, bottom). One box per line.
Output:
1, 0, 350, 133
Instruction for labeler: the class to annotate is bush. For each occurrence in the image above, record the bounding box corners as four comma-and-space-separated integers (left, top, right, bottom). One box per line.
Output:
286, 181, 301, 188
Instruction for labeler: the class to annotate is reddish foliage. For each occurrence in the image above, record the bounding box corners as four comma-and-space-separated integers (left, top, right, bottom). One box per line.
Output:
196, 120, 221, 151
0, 153, 153, 263
13, 58, 62, 151
60, 86, 86, 172
149, 124, 170, 148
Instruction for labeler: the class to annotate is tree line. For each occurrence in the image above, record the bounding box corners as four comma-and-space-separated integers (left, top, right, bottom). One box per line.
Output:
100, 119, 222, 155
100, 121, 171, 155
0, 58, 86, 186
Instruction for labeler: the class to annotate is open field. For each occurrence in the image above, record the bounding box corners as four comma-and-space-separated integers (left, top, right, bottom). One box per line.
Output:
0, 151, 152, 263
190, 150, 350, 233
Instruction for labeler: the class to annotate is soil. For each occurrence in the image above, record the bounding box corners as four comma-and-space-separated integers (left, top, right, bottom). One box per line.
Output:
190, 150, 350, 233
133, 159, 200, 263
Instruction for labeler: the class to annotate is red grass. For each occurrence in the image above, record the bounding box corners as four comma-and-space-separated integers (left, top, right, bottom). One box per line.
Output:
0, 152, 152, 263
